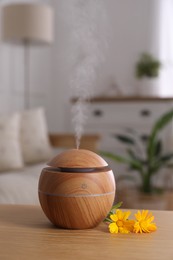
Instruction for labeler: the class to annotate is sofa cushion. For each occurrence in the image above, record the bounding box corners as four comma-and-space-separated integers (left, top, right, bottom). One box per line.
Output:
0, 113, 23, 172
0, 163, 43, 204
20, 107, 52, 164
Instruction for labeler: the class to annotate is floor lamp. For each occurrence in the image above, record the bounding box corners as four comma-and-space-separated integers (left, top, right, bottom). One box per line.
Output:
1, 3, 53, 109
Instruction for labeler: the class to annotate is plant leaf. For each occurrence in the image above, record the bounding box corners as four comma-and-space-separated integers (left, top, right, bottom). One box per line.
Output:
100, 151, 130, 163
154, 139, 162, 156
126, 148, 136, 159
149, 138, 162, 159
126, 148, 144, 163
147, 109, 173, 159
149, 162, 163, 174
113, 134, 135, 145
111, 201, 123, 210
100, 151, 143, 171
160, 153, 173, 162
103, 217, 112, 223
149, 153, 173, 173
104, 202, 123, 222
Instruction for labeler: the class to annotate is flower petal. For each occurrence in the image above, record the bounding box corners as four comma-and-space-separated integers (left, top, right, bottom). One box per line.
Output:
148, 223, 157, 232
133, 222, 142, 233
109, 223, 119, 234
123, 211, 131, 221
119, 227, 130, 234
110, 214, 118, 222
124, 220, 135, 232
116, 209, 123, 220
135, 211, 141, 221
133, 210, 157, 233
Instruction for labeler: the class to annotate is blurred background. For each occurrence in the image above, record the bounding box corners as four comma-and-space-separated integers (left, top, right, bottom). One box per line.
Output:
0, 0, 173, 209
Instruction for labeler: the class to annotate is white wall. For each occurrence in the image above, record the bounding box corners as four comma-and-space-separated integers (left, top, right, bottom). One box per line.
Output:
51, 0, 161, 132
0, 0, 162, 132
98, 0, 159, 95
0, 0, 55, 128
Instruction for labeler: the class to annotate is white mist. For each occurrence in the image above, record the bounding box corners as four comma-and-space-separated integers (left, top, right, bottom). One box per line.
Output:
63, 0, 108, 148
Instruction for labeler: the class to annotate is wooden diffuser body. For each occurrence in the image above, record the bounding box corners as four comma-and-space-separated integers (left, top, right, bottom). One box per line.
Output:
38, 149, 116, 229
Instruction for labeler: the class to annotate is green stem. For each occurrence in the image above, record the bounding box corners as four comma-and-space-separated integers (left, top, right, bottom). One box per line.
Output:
103, 218, 113, 223
142, 171, 152, 193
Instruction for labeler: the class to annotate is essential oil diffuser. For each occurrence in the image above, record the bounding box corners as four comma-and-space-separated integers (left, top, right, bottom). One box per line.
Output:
38, 149, 116, 229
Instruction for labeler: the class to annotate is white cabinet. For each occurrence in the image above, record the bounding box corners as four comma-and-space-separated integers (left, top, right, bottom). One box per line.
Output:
82, 97, 173, 180
86, 99, 172, 151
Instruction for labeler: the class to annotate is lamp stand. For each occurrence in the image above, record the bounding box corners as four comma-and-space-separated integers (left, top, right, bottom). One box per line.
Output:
2, 3, 53, 110
23, 41, 30, 109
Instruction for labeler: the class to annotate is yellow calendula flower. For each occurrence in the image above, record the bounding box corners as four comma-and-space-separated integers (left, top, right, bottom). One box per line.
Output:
133, 210, 157, 233
109, 209, 135, 234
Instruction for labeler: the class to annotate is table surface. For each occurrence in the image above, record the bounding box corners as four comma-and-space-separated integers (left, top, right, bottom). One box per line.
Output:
0, 205, 173, 260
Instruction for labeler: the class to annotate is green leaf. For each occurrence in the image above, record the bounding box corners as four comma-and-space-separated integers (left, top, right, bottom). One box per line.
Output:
100, 151, 130, 163
160, 153, 173, 162
100, 151, 143, 172
129, 159, 144, 171
149, 153, 173, 174
111, 201, 123, 210
103, 218, 112, 223
104, 202, 123, 222
114, 134, 135, 145
135, 53, 161, 78
148, 138, 162, 160
126, 148, 136, 159
147, 109, 173, 159
149, 162, 163, 174
126, 148, 144, 164
154, 139, 162, 156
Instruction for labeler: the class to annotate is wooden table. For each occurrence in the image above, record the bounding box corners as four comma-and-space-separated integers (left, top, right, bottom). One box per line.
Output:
0, 205, 173, 260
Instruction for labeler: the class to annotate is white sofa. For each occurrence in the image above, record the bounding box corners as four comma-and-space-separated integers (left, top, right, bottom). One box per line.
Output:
0, 124, 100, 205
0, 162, 44, 204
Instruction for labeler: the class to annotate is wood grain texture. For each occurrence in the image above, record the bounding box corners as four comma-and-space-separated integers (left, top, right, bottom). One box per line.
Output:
39, 193, 115, 229
0, 205, 173, 260
39, 168, 115, 195
48, 149, 108, 168
39, 149, 115, 229
39, 167, 115, 228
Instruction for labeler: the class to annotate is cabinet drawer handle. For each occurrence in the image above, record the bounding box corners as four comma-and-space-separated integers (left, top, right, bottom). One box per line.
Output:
93, 109, 103, 117
140, 109, 151, 117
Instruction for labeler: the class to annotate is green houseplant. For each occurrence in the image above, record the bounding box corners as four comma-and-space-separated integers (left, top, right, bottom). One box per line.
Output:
135, 53, 161, 79
135, 53, 161, 97
100, 109, 173, 195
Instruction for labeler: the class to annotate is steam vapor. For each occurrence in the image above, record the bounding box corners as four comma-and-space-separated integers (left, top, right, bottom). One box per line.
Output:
64, 0, 108, 149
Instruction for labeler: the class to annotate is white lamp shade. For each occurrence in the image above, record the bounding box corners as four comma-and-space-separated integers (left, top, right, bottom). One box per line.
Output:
1, 3, 53, 44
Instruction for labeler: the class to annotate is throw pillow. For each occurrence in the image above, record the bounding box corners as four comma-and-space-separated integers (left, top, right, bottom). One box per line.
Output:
0, 113, 24, 172
20, 107, 52, 164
